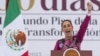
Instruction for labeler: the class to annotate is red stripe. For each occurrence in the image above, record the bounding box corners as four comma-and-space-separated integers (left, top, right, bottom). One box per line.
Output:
21, 51, 29, 56
6, 0, 9, 10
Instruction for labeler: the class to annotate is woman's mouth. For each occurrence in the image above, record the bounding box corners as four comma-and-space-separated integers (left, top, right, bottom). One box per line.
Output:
66, 31, 70, 33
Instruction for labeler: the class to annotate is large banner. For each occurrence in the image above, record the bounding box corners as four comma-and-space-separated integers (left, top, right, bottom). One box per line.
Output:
0, 0, 100, 56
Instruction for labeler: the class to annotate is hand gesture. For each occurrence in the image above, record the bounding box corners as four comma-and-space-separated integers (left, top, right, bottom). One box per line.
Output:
87, 2, 93, 14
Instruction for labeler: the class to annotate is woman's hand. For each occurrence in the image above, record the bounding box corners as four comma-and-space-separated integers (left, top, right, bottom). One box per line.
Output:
87, 2, 93, 14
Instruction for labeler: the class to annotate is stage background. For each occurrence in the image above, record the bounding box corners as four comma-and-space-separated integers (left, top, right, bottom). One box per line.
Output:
0, 0, 100, 56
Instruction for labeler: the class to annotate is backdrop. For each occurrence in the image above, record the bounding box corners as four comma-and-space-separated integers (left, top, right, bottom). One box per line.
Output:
0, 0, 100, 56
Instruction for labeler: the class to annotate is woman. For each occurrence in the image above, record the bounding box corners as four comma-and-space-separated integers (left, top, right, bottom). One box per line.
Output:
54, 2, 92, 50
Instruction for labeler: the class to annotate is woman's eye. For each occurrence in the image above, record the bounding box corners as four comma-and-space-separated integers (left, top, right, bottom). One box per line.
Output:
67, 24, 71, 27
63, 25, 66, 28
63, 24, 71, 28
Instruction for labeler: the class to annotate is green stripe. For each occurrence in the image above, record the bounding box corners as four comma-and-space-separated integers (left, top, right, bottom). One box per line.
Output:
4, 0, 20, 28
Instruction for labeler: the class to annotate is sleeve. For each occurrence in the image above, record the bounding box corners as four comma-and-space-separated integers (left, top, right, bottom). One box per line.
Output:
76, 14, 91, 43
54, 40, 60, 50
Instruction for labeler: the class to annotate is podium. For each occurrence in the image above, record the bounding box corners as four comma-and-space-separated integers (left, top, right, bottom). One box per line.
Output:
51, 50, 92, 56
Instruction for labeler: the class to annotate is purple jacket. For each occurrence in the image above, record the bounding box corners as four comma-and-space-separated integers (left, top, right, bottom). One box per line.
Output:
54, 15, 91, 50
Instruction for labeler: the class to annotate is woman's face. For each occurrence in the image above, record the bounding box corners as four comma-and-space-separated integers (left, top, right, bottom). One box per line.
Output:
62, 21, 73, 39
